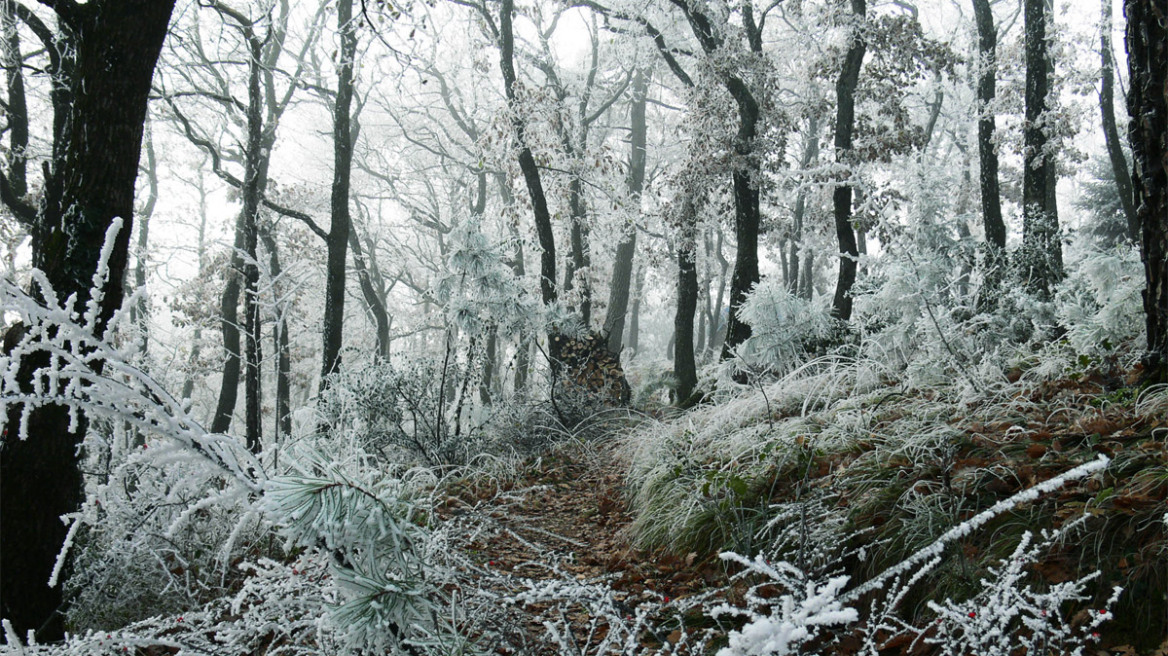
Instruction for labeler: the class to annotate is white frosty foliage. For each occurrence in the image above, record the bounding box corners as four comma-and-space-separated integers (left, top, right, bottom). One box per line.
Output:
710, 556, 857, 656
0, 221, 260, 488
737, 279, 834, 373
262, 444, 439, 651
925, 523, 1120, 656
705, 455, 1112, 656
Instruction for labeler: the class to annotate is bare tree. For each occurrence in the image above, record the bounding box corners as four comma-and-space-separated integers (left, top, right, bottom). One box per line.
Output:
1126, 0, 1168, 381
1099, 0, 1136, 242
971, 0, 1006, 303
830, 0, 866, 322
0, 0, 176, 640
1019, 0, 1061, 298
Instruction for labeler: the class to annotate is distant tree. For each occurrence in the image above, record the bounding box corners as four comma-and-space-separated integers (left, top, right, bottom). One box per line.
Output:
674, 198, 699, 404
971, 0, 1007, 302
604, 68, 649, 355
1020, 0, 1062, 298
320, 0, 358, 386
498, 0, 556, 311
1075, 151, 1132, 248
1098, 0, 1136, 243
1125, 0, 1168, 381
162, 0, 327, 448
1, 1, 27, 201
830, 0, 866, 321
0, 0, 176, 640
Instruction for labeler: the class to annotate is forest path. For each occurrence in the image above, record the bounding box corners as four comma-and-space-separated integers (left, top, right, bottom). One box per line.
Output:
437, 436, 726, 649
444, 437, 715, 594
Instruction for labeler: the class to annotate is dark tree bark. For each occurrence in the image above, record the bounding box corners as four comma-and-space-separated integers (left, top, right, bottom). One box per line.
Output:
1126, 0, 1168, 381
1020, 0, 1062, 298
674, 217, 699, 405
1100, 0, 1137, 242
971, 0, 1007, 302
604, 68, 648, 354
2, 0, 27, 200
0, 0, 175, 641
831, 0, 867, 322
789, 115, 822, 296
499, 0, 556, 310
210, 30, 269, 452
320, 0, 356, 387
259, 226, 292, 439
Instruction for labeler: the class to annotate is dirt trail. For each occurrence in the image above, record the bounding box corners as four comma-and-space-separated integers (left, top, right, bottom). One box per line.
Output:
440, 438, 723, 611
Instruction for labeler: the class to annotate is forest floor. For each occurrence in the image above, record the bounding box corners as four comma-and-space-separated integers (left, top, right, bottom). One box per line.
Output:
432, 366, 1168, 655
441, 437, 723, 602
436, 435, 738, 653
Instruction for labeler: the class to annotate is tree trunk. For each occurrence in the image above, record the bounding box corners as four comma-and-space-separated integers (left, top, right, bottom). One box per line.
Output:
2, 1, 27, 198
1126, 0, 1168, 381
799, 248, 815, 300
260, 227, 292, 439
972, 0, 1007, 304
709, 227, 729, 352
349, 227, 391, 359
719, 76, 762, 358
604, 68, 648, 355
129, 125, 158, 356
628, 264, 644, 356
831, 0, 867, 322
499, 177, 531, 394
562, 176, 592, 324
211, 37, 269, 453
320, 0, 356, 387
181, 170, 210, 402
1100, 0, 1137, 242
0, 0, 175, 641
499, 0, 555, 310
789, 115, 821, 296
1021, 0, 1062, 298
480, 326, 497, 405
675, 233, 699, 404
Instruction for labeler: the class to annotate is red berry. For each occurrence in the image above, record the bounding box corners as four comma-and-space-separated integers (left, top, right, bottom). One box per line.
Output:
968, 612, 976, 618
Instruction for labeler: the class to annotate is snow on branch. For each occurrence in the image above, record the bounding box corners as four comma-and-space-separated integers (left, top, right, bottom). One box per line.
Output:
0, 219, 261, 490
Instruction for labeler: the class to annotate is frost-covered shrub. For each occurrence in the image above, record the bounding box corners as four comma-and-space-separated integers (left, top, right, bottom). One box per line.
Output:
924, 524, 1120, 656
708, 457, 1115, 656
262, 443, 443, 652
738, 278, 834, 373
65, 434, 262, 631
318, 355, 484, 467
1054, 244, 1143, 361
1, 232, 449, 653
0, 223, 265, 631
710, 557, 857, 656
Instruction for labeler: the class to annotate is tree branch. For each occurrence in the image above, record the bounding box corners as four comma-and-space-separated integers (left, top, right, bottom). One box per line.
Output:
165, 98, 330, 241
0, 170, 36, 225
